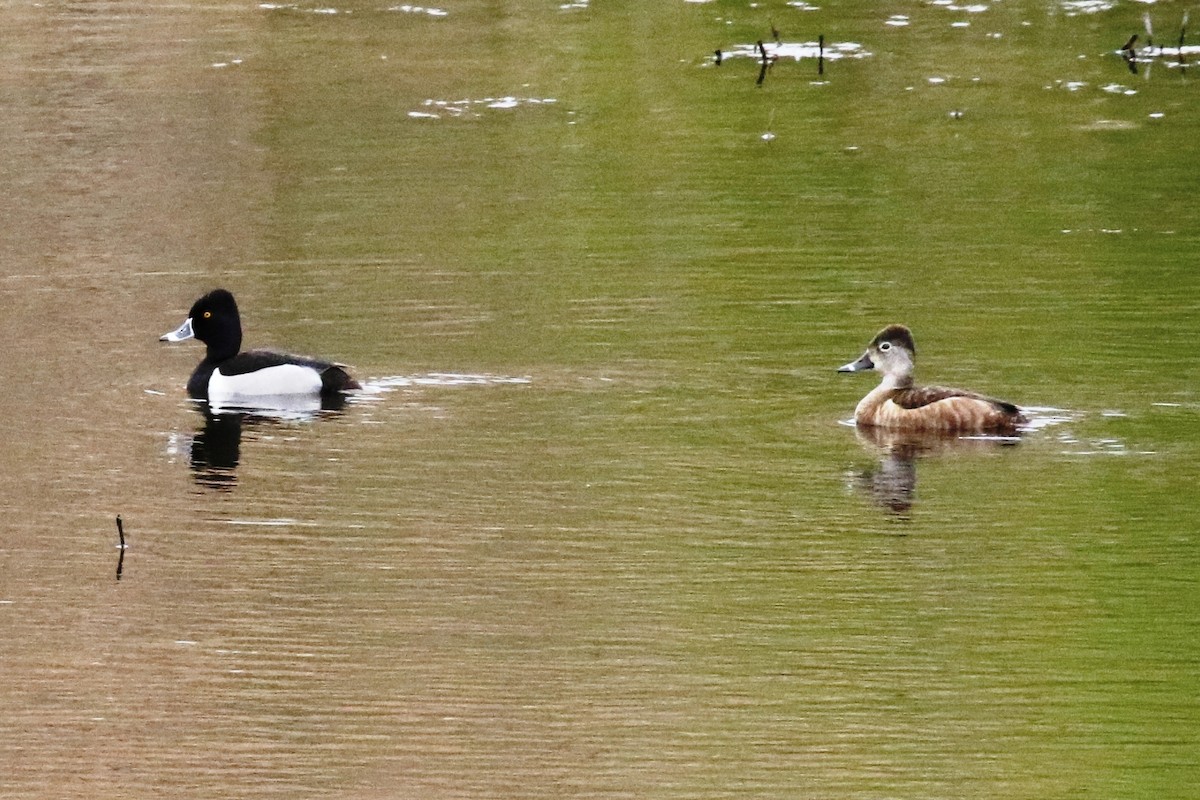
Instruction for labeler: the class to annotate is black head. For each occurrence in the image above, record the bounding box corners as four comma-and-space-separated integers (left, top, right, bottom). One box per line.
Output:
161, 289, 243, 362
190, 289, 242, 359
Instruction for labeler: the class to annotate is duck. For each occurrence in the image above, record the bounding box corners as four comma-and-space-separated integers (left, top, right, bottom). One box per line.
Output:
838, 324, 1026, 433
160, 289, 360, 401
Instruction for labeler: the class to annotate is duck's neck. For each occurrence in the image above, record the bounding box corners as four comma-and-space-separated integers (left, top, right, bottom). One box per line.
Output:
205, 340, 239, 364
855, 372, 911, 420
204, 323, 242, 363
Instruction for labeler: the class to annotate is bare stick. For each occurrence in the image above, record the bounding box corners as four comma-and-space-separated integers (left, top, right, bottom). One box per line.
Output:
116, 515, 126, 580
1180, 13, 1188, 67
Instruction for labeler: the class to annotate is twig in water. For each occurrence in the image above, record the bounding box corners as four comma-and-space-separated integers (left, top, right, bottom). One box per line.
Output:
714, 49, 722, 66
748, 39, 777, 85
1179, 12, 1188, 68
116, 515, 126, 580
1121, 34, 1138, 74
818, 33, 825, 75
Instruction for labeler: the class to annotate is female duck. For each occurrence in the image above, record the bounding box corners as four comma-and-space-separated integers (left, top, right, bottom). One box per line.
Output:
161, 289, 360, 401
838, 325, 1025, 433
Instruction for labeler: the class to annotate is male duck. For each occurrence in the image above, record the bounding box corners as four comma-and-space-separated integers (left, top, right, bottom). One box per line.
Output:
838, 324, 1026, 433
161, 289, 360, 401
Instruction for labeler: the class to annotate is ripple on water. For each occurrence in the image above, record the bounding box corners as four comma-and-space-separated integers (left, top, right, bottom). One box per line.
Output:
408, 97, 561, 120
1101, 83, 1138, 96
1018, 407, 1162, 457
1018, 406, 1076, 432
259, 2, 450, 16
356, 373, 531, 397
1061, 0, 1115, 15
928, 0, 991, 13
386, 4, 448, 16
258, 3, 342, 14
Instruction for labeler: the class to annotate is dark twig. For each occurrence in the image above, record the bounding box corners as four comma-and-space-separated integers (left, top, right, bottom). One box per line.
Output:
1179, 13, 1188, 68
1121, 34, 1139, 74
714, 49, 722, 66
818, 33, 825, 75
116, 515, 126, 580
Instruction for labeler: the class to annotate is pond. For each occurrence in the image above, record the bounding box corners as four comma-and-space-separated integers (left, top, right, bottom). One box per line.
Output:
1, 1, 1197, 797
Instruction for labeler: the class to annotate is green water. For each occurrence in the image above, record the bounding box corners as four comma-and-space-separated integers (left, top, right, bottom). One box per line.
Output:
1, 1, 1197, 798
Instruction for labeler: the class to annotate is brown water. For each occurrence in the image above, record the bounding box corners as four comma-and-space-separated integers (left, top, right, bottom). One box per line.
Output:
2, 1, 1198, 798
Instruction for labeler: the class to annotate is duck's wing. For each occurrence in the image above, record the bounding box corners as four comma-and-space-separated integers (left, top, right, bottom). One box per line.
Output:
318, 364, 360, 393
891, 385, 1020, 415
226, 350, 360, 393
219, 350, 302, 375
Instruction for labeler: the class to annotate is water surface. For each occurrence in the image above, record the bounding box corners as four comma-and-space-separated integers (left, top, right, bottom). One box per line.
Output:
1, 1, 1197, 798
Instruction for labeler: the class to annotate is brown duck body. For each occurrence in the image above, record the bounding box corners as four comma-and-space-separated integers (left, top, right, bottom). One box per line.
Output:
839, 325, 1026, 434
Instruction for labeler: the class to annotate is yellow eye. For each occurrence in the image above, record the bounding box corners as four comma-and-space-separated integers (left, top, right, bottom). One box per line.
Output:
203, 311, 212, 319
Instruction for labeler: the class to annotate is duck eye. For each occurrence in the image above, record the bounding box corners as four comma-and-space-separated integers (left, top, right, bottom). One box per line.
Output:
878, 341, 892, 352
202, 311, 212, 319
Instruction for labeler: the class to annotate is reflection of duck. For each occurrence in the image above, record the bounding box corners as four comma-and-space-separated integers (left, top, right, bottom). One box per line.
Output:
838, 325, 1026, 434
186, 398, 351, 490
161, 289, 360, 404
850, 425, 1021, 515
190, 408, 242, 490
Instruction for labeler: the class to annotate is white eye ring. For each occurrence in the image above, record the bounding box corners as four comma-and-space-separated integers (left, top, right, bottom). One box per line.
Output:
878, 341, 892, 352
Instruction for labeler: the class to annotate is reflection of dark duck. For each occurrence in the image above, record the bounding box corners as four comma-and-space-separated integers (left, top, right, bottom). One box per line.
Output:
838, 325, 1026, 434
190, 409, 242, 490
187, 399, 350, 490
161, 289, 360, 402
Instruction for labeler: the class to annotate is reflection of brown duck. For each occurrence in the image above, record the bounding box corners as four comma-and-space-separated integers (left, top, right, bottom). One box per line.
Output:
852, 424, 1021, 455
850, 425, 1021, 515
838, 325, 1026, 434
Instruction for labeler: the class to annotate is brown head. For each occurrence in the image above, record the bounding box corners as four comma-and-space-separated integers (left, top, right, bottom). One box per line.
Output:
870, 324, 915, 356
838, 324, 918, 385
